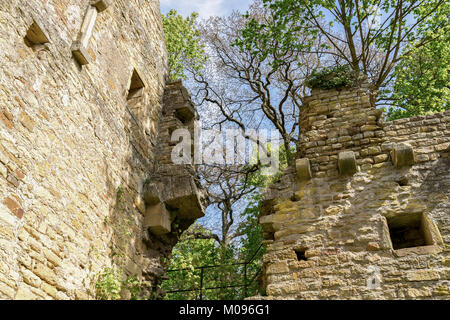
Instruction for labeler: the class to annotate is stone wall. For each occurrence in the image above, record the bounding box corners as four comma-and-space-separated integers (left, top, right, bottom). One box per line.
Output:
258, 81, 450, 299
0, 0, 203, 300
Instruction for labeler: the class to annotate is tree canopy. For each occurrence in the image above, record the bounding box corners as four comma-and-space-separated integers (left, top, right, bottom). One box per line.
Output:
162, 9, 207, 80
237, 0, 449, 111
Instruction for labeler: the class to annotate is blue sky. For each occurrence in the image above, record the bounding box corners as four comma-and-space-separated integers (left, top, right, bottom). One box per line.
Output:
160, 0, 252, 18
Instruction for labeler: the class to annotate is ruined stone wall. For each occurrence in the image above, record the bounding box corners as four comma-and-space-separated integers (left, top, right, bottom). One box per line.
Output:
0, 0, 203, 300
259, 82, 450, 299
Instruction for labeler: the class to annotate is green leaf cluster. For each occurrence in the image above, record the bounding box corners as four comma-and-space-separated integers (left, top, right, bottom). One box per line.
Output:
385, 28, 450, 120
95, 267, 145, 300
162, 10, 207, 80
306, 64, 363, 90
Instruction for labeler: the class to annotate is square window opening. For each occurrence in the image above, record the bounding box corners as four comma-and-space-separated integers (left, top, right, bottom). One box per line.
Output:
386, 212, 434, 250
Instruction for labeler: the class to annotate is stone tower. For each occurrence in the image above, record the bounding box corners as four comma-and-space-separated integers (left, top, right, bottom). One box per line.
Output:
0, 0, 204, 299
259, 79, 450, 299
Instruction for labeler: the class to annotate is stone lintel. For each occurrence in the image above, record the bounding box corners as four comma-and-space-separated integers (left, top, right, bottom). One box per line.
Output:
71, 41, 92, 65
392, 143, 415, 168
338, 151, 357, 175
90, 0, 114, 12
144, 202, 171, 235
296, 158, 312, 181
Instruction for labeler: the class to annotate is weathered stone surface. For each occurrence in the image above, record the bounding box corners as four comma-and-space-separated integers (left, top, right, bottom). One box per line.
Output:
259, 81, 450, 300
0, 0, 204, 300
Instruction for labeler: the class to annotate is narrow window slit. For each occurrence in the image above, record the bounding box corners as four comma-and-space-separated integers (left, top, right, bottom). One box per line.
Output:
127, 69, 145, 100
24, 21, 49, 48
295, 249, 307, 261
396, 177, 409, 186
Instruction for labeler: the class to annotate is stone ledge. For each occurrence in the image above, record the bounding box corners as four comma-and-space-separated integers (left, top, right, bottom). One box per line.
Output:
393, 245, 443, 257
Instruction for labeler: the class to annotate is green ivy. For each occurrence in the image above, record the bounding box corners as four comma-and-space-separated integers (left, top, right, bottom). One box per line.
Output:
95, 267, 123, 300
95, 268, 146, 300
306, 65, 362, 90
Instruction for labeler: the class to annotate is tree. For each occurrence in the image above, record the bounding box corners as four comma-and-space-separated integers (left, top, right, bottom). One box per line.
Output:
189, 8, 327, 165
385, 28, 450, 120
161, 224, 228, 300
162, 9, 207, 80
238, 0, 449, 105
161, 145, 290, 300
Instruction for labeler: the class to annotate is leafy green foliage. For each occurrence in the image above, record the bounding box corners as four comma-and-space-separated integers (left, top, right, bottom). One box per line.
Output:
161, 224, 240, 300
162, 10, 207, 80
95, 268, 123, 300
95, 268, 145, 300
385, 29, 450, 120
306, 65, 362, 90
238, 0, 449, 95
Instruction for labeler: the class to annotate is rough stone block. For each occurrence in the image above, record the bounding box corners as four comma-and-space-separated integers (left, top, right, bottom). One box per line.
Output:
144, 203, 171, 236
72, 5, 97, 65
143, 183, 161, 206
15, 286, 39, 300
260, 215, 275, 232
391, 143, 414, 168
338, 151, 357, 175
406, 270, 439, 282
79, 6, 98, 47
90, 0, 114, 12
163, 176, 204, 219
295, 158, 312, 181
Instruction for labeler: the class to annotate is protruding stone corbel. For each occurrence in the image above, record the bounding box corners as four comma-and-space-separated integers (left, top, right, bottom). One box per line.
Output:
90, 0, 114, 12
174, 103, 196, 123
143, 183, 161, 206
391, 143, 414, 168
72, 5, 97, 65
144, 202, 171, 236
338, 151, 357, 175
164, 176, 204, 219
296, 158, 312, 181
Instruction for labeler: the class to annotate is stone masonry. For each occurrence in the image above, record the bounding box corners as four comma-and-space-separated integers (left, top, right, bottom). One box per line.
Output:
258, 80, 450, 299
0, 0, 204, 300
